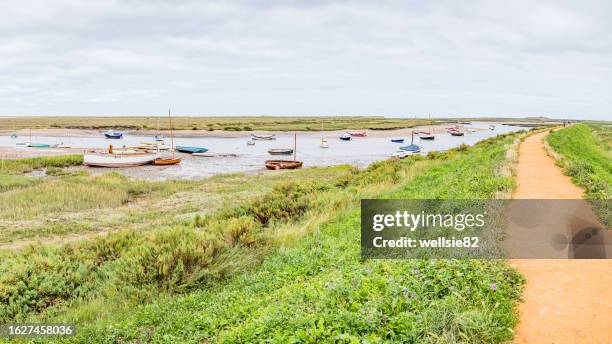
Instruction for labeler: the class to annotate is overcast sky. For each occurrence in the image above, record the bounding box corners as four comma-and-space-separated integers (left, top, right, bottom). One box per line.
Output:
1, 1, 610, 119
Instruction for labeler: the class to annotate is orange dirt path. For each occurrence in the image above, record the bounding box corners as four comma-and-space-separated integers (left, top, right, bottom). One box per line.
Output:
510, 131, 612, 344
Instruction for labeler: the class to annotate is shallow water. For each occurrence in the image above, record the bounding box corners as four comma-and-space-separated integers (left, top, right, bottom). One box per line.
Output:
0, 122, 523, 180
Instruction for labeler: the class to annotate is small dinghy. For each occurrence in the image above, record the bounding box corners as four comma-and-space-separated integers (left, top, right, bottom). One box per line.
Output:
153, 157, 181, 165
85, 153, 158, 167
391, 150, 411, 159
450, 131, 465, 136
247, 140, 255, 146
265, 160, 302, 170
419, 134, 435, 140
399, 130, 421, 153
265, 133, 302, 170
176, 146, 208, 153
391, 138, 405, 143
104, 130, 123, 139
154, 135, 164, 142
348, 130, 367, 137
153, 109, 181, 165
10, 134, 17, 139
268, 148, 294, 155
251, 134, 276, 140
319, 139, 329, 148
489, 124, 496, 130
85, 145, 158, 167
193, 152, 239, 157
16, 142, 51, 148
339, 133, 351, 141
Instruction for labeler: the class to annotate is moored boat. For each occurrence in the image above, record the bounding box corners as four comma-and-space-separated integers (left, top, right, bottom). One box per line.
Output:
84, 152, 158, 167
104, 130, 123, 139
176, 146, 208, 153
348, 130, 367, 137
450, 131, 465, 136
399, 144, 421, 153
265, 160, 302, 170
391, 150, 411, 159
399, 130, 421, 153
10, 134, 17, 139
339, 132, 351, 141
251, 134, 276, 140
16, 142, 51, 148
489, 124, 495, 130
419, 134, 435, 140
391, 138, 405, 143
193, 152, 239, 157
268, 148, 294, 155
153, 157, 181, 165
319, 139, 329, 148
154, 135, 164, 142
152, 109, 181, 165
247, 140, 255, 146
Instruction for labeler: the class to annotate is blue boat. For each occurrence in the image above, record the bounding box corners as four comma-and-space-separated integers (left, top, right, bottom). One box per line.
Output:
399, 144, 421, 153
339, 133, 351, 141
176, 146, 208, 153
391, 138, 404, 143
399, 131, 421, 153
104, 130, 123, 139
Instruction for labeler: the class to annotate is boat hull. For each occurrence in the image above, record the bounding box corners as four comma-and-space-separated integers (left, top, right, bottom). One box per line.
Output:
419, 135, 435, 140
268, 149, 294, 155
84, 153, 157, 167
104, 133, 123, 139
450, 132, 465, 136
399, 144, 421, 153
265, 160, 302, 170
251, 134, 276, 140
152, 157, 181, 165
176, 146, 208, 153
391, 139, 404, 143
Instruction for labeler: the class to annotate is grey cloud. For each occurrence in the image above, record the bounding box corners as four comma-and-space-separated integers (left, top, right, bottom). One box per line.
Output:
0, 0, 610, 119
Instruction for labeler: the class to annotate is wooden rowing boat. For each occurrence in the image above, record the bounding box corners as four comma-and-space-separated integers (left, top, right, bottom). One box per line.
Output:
153, 157, 181, 165
265, 160, 302, 170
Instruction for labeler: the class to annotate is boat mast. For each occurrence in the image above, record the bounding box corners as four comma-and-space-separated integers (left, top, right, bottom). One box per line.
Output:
168, 108, 175, 158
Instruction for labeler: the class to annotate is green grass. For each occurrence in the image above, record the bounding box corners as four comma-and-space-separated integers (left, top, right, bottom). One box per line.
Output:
0, 116, 433, 132
0, 155, 83, 175
547, 124, 611, 199
0, 166, 352, 243
546, 123, 611, 224
0, 131, 526, 343
28, 131, 526, 344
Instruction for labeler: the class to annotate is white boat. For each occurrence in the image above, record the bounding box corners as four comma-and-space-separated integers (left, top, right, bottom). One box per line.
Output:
489, 124, 496, 130
251, 134, 276, 140
192, 152, 239, 157
392, 150, 412, 159
84, 152, 158, 167
247, 140, 255, 146
319, 139, 329, 148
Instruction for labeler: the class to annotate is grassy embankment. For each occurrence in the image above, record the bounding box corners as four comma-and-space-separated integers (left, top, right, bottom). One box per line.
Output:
50, 131, 522, 343
0, 130, 526, 343
0, 116, 432, 132
546, 123, 611, 224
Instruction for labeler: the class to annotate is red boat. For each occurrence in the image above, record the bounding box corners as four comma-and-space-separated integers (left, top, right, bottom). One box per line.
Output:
348, 131, 367, 137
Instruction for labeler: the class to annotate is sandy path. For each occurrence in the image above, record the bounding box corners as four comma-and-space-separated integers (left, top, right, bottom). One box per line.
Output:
510, 131, 612, 344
